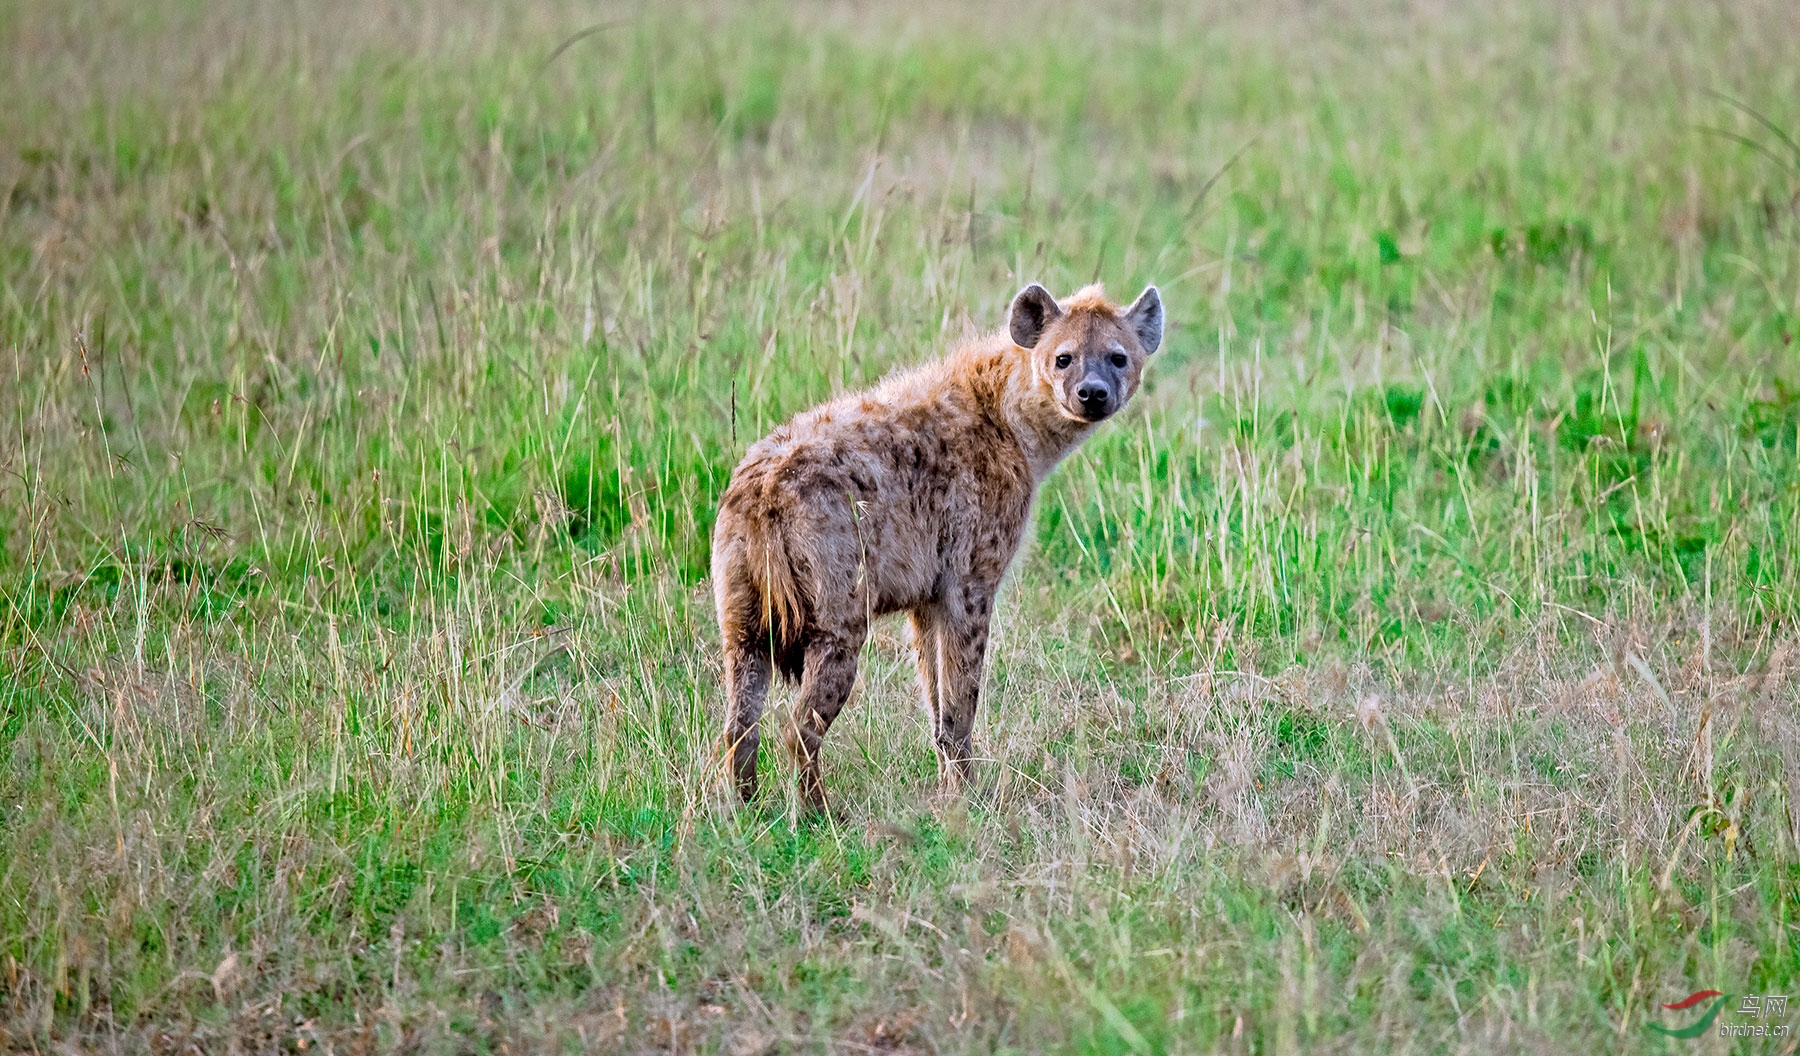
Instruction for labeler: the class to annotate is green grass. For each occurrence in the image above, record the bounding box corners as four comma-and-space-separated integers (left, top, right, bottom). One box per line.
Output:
4, 0, 1800, 1050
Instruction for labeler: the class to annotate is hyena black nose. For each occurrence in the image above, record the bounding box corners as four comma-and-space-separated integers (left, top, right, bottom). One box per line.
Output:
1076, 379, 1111, 416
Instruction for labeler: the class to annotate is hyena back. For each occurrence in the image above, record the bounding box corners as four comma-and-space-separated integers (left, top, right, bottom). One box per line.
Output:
712, 282, 1164, 808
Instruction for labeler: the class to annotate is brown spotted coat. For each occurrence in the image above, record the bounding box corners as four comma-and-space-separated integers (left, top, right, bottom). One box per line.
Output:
712, 282, 1165, 807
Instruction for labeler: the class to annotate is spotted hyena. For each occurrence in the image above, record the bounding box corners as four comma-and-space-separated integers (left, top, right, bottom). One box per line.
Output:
712, 282, 1164, 808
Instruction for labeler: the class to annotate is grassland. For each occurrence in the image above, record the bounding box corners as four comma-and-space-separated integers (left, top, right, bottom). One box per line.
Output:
3, 0, 1800, 1051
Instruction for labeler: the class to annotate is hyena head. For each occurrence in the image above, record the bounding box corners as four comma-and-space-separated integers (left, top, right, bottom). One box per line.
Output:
1008, 282, 1163, 424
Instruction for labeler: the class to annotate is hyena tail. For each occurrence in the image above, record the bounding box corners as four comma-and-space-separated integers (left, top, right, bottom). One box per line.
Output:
743, 510, 807, 648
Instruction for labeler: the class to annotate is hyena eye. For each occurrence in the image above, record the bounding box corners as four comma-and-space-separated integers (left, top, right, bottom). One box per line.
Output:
1055, 353, 1072, 369
1110, 352, 1129, 368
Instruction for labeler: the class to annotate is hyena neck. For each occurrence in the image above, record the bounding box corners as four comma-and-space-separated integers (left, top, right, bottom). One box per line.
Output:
949, 334, 1095, 483
997, 348, 1097, 483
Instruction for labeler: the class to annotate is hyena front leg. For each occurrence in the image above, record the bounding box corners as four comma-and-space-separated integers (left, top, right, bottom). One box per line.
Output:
786, 637, 859, 812
723, 641, 773, 802
932, 586, 995, 791
908, 608, 942, 735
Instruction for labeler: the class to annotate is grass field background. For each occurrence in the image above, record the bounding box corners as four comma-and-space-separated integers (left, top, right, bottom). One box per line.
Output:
4, 0, 1800, 1050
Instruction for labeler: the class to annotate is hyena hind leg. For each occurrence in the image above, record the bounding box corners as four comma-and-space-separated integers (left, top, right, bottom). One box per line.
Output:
786, 639, 859, 813
723, 642, 773, 802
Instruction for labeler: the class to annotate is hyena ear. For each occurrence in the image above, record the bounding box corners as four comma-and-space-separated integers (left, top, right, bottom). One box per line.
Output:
1123, 285, 1164, 354
1008, 283, 1064, 349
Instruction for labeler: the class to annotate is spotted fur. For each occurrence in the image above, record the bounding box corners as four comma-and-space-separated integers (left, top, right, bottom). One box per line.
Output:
712, 282, 1164, 808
